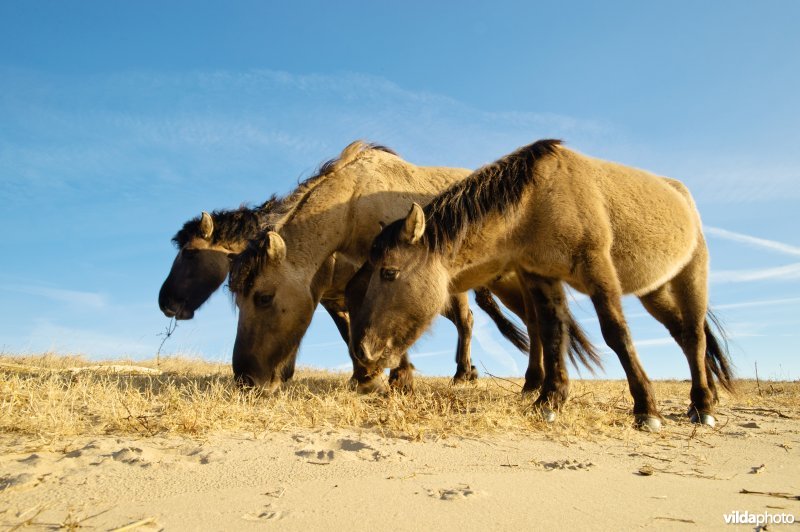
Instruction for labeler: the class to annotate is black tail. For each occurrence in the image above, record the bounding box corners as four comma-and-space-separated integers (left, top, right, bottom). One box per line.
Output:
473, 287, 603, 374
565, 314, 603, 375
474, 287, 529, 353
704, 309, 736, 393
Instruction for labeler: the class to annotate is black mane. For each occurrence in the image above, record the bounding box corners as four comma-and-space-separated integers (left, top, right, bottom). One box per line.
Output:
371, 139, 562, 258
229, 141, 398, 295
171, 196, 277, 248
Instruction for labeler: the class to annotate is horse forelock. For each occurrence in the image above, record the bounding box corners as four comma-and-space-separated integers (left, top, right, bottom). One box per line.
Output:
228, 238, 269, 296
370, 218, 407, 263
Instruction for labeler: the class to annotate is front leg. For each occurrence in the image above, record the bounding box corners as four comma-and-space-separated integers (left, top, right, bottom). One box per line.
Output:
388, 353, 416, 392
517, 271, 570, 420
444, 292, 478, 384
485, 276, 544, 392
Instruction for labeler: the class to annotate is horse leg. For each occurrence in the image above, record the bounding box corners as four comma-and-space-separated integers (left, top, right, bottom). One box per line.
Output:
669, 250, 716, 425
320, 298, 351, 345
581, 254, 661, 431
443, 292, 478, 384
518, 272, 569, 421
344, 263, 389, 394
487, 277, 544, 392
639, 284, 719, 424
388, 353, 416, 392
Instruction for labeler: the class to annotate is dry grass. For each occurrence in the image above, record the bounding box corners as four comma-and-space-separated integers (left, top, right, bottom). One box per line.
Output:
2, 354, 798, 447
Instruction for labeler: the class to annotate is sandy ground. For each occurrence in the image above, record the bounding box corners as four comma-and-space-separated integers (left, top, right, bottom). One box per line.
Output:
2, 409, 798, 531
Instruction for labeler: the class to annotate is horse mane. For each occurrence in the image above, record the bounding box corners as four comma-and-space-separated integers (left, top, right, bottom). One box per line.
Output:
171, 196, 278, 248
265, 141, 397, 233
371, 139, 562, 260
229, 140, 397, 295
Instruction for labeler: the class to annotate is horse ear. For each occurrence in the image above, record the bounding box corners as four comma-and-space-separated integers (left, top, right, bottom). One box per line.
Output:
401, 203, 425, 244
199, 212, 214, 240
264, 231, 287, 263
378, 221, 386, 231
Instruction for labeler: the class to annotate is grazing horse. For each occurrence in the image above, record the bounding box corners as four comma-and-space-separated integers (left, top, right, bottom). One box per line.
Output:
352, 139, 734, 431
158, 199, 344, 381
228, 141, 600, 392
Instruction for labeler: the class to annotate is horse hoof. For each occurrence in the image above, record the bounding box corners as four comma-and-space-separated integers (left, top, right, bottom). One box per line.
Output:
542, 407, 557, 423
357, 378, 388, 395
636, 415, 662, 433
534, 406, 557, 423
452, 366, 479, 385
689, 412, 716, 427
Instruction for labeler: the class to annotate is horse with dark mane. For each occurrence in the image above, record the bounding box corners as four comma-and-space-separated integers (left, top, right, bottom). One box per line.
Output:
227, 141, 601, 393
352, 139, 734, 431
158, 199, 352, 382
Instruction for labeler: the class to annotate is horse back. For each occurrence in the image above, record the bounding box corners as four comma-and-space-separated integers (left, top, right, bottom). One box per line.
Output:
520, 148, 702, 295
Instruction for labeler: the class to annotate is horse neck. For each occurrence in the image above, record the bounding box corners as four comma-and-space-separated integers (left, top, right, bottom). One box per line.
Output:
277, 155, 471, 280
438, 197, 531, 294
276, 172, 359, 277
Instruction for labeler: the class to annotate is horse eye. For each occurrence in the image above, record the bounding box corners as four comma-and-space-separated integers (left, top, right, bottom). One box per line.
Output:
254, 292, 274, 308
380, 268, 399, 281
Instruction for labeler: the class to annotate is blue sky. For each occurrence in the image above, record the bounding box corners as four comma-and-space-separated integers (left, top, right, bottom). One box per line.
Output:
1, 1, 798, 380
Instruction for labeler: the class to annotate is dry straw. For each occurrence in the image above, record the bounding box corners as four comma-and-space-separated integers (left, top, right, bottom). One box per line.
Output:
1, 354, 797, 448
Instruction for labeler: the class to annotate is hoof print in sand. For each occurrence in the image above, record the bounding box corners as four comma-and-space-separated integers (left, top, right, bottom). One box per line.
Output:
111, 447, 152, 467
538, 459, 595, 471
0, 473, 39, 491
295, 437, 396, 463
427, 484, 483, 501
242, 505, 283, 521
187, 448, 226, 465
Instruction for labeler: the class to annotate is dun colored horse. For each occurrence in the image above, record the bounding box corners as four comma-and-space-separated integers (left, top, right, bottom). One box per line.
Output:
228, 141, 600, 392
352, 139, 734, 431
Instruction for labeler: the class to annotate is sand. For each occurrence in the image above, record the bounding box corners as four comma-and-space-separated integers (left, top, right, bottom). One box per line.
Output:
2, 404, 798, 530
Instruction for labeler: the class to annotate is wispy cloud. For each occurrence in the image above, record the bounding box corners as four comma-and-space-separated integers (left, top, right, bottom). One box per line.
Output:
711, 262, 800, 284
705, 226, 800, 256
714, 297, 800, 310
410, 349, 453, 359
0, 67, 611, 203
0, 284, 108, 309
681, 162, 800, 204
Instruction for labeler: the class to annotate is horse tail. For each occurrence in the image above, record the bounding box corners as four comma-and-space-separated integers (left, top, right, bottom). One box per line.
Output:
704, 309, 736, 393
473, 288, 603, 375
565, 311, 604, 374
473, 287, 529, 353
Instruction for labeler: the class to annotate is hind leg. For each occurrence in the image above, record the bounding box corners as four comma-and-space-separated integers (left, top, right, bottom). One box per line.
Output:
669, 250, 716, 425
444, 292, 478, 384
639, 285, 718, 423
517, 271, 569, 421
